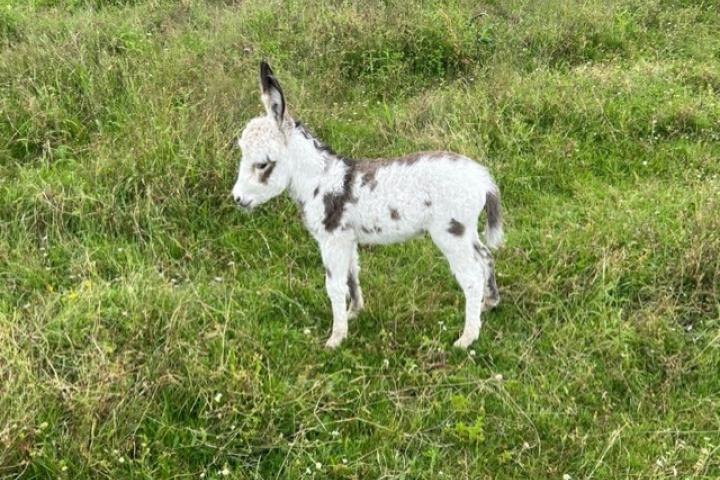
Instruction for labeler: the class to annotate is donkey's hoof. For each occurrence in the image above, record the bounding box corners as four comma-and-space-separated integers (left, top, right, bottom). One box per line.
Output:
325, 334, 345, 349
453, 335, 477, 349
482, 295, 500, 312
348, 303, 363, 319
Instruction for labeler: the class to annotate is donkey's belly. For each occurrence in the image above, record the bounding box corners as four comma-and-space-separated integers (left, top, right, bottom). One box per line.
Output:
352, 200, 428, 245
356, 225, 424, 245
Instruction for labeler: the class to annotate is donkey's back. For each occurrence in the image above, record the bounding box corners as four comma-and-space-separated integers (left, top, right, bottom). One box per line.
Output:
346, 151, 501, 248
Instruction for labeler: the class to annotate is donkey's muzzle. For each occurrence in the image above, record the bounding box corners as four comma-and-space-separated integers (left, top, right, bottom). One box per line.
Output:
233, 196, 253, 210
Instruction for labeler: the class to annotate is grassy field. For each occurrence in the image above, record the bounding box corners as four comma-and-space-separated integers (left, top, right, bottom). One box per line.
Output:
1, 0, 720, 477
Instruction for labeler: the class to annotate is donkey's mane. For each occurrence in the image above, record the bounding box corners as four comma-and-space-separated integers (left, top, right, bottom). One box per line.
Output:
293, 119, 354, 165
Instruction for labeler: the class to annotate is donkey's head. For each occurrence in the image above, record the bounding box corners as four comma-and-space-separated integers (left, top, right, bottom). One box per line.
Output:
231, 61, 293, 210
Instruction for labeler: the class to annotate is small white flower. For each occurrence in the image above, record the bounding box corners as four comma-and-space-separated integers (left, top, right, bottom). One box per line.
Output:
382, 359, 390, 368
331, 430, 340, 437
214, 393, 223, 403
342, 458, 348, 464
469, 350, 476, 357
315, 462, 322, 470
563, 474, 571, 480
303, 328, 311, 335
220, 466, 230, 476
118, 457, 125, 464
214, 276, 224, 283
494, 373, 503, 381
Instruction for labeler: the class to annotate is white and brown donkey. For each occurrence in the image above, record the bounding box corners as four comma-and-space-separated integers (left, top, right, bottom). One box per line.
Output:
232, 62, 504, 349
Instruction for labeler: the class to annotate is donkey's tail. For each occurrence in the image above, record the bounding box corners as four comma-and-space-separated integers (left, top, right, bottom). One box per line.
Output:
484, 187, 503, 249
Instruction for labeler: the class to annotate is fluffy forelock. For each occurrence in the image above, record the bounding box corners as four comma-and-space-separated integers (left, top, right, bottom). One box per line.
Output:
239, 116, 283, 152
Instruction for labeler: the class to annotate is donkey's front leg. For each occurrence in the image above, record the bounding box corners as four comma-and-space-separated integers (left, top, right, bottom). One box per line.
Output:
321, 237, 354, 348
347, 244, 364, 318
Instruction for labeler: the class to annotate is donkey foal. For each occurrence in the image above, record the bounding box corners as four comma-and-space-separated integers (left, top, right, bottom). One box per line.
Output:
232, 62, 504, 349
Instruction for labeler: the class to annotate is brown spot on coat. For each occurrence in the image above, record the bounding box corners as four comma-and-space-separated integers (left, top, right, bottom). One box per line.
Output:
322, 158, 356, 232
354, 151, 462, 182
424, 200, 432, 207
448, 218, 465, 236
389, 208, 401, 220
361, 171, 378, 190
396, 151, 461, 165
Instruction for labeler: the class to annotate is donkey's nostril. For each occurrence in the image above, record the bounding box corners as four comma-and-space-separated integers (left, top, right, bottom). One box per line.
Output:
235, 197, 252, 209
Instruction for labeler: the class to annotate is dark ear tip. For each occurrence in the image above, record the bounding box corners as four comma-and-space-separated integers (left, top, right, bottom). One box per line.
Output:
260, 60, 272, 77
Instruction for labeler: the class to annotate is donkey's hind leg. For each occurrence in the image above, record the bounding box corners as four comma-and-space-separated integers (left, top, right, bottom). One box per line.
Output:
429, 222, 486, 349
472, 236, 500, 311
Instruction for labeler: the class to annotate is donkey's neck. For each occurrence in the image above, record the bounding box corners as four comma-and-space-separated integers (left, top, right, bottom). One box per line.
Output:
286, 121, 352, 205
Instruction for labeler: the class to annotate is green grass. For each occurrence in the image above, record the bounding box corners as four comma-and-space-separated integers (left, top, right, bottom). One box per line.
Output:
1, 0, 719, 477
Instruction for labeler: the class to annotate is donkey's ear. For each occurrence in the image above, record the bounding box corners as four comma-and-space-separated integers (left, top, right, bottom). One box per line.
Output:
259, 60, 285, 126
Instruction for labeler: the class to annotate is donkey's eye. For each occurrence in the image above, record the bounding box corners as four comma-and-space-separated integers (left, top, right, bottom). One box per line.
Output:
255, 161, 269, 170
